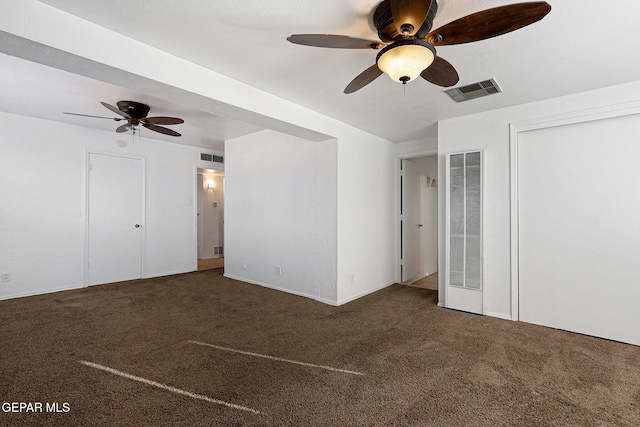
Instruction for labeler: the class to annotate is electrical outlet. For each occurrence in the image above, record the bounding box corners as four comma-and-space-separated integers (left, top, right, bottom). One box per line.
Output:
276, 266, 282, 275
2, 272, 10, 282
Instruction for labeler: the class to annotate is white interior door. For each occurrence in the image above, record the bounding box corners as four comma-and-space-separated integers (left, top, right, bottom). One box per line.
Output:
518, 113, 640, 346
87, 153, 143, 286
401, 159, 421, 282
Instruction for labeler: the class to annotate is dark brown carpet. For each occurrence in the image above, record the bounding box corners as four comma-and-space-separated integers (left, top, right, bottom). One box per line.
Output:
1, 269, 639, 426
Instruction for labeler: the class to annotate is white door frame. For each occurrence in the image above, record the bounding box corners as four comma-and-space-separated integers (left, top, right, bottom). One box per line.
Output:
84, 150, 146, 287
396, 148, 438, 288
193, 164, 225, 271
509, 100, 640, 321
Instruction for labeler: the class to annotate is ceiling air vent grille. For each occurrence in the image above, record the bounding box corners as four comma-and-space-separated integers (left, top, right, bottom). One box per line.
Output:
200, 153, 224, 163
444, 78, 502, 103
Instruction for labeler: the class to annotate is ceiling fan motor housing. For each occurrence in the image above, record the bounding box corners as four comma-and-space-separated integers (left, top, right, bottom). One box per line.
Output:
374, 0, 438, 42
116, 100, 150, 119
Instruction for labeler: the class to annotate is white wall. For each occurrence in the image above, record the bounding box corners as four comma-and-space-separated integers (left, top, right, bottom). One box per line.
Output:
336, 136, 397, 304
1, 1, 400, 305
224, 130, 339, 304
438, 79, 640, 318
0, 111, 205, 299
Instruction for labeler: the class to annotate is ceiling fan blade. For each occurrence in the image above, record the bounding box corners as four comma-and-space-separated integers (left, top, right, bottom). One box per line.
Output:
143, 123, 181, 137
391, 0, 432, 36
101, 101, 131, 119
344, 64, 383, 94
63, 112, 124, 121
420, 56, 459, 87
116, 124, 131, 133
143, 116, 184, 125
426, 2, 551, 46
287, 34, 384, 49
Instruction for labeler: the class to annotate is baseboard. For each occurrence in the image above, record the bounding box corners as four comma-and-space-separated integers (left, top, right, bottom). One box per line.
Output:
485, 311, 513, 321
144, 269, 194, 279
223, 273, 338, 306
404, 270, 439, 285
0, 283, 85, 301
336, 281, 395, 306
198, 256, 223, 260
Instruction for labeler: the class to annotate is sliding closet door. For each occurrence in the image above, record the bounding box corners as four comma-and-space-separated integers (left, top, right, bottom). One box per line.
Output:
518, 114, 640, 346
446, 151, 483, 314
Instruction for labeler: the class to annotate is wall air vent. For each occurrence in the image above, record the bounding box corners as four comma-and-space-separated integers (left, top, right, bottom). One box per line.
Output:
200, 153, 224, 163
443, 78, 502, 103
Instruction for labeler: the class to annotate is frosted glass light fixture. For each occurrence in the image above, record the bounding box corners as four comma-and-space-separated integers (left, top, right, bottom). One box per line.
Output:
376, 40, 436, 84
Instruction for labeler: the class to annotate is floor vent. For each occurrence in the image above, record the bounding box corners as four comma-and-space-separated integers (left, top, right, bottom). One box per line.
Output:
200, 153, 224, 163
443, 78, 502, 103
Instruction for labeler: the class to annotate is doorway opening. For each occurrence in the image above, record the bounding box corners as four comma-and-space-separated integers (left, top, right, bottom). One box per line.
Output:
197, 168, 225, 271
399, 155, 438, 291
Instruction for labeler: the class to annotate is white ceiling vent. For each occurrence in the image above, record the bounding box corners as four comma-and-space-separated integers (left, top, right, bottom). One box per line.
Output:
443, 79, 502, 103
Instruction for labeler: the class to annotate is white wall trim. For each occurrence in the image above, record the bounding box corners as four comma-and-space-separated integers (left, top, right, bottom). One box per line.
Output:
509, 100, 640, 321
223, 274, 339, 306
337, 281, 396, 306
223, 274, 395, 307
398, 147, 438, 159
396, 158, 404, 285
192, 165, 199, 272
509, 123, 520, 321
144, 269, 195, 280
0, 284, 85, 301
444, 153, 451, 309
486, 311, 513, 321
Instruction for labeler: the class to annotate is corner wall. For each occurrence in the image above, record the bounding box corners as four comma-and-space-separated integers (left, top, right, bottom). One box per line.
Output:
336, 137, 397, 304
224, 130, 339, 304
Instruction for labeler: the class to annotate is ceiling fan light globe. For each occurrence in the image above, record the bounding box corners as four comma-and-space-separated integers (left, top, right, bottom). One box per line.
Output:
376, 40, 435, 83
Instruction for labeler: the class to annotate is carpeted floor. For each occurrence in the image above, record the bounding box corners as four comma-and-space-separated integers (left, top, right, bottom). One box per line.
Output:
1, 269, 639, 426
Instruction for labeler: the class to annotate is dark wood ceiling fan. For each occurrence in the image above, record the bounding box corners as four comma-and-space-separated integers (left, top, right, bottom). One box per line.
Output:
64, 101, 184, 136
287, 1, 551, 94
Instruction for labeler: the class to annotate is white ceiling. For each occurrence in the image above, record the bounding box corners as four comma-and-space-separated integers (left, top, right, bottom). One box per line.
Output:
4, 0, 640, 148
0, 53, 264, 151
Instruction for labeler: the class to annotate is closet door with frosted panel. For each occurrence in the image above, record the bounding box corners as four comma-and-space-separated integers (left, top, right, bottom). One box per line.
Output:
446, 151, 483, 314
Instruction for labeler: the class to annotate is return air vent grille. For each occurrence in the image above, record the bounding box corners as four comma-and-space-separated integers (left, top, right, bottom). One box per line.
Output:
200, 153, 224, 163
444, 79, 502, 103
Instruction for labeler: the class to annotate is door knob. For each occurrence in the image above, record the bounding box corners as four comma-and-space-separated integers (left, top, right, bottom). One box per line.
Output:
134, 224, 141, 228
